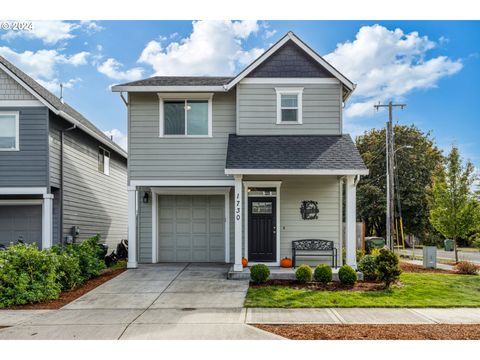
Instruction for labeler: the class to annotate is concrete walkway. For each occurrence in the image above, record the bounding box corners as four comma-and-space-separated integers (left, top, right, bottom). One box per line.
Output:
401, 259, 456, 271
0, 263, 281, 340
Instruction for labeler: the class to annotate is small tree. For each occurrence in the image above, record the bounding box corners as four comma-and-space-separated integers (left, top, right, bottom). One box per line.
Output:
376, 248, 401, 289
429, 146, 480, 262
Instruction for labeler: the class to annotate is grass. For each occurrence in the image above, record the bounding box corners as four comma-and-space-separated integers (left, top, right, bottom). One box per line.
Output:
245, 273, 480, 308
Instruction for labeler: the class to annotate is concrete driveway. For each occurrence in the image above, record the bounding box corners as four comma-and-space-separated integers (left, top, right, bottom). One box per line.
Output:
0, 263, 282, 340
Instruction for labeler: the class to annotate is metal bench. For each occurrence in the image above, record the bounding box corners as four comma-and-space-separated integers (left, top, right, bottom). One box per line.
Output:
291, 239, 338, 268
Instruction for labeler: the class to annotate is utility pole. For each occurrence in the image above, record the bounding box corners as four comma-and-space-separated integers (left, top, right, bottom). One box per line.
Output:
374, 101, 406, 250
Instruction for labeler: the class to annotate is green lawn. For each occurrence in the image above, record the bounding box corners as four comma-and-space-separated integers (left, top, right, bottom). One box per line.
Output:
245, 273, 480, 308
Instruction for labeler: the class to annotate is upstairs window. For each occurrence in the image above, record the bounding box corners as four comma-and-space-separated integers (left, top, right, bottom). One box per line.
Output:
0, 112, 19, 151
275, 88, 303, 124
98, 147, 110, 175
159, 94, 213, 137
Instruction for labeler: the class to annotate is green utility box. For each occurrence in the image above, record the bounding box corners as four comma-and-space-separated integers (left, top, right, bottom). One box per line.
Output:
365, 237, 386, 253
444, 239, 455, 252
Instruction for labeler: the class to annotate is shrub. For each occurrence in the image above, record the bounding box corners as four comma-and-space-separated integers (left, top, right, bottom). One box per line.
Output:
75, 235, 106, 279
314, 264, 332, 283
358, 255, 378, 281
338, 265, 357, 285
250, 264, 270, 284
51, 245, 83, 290
370, 248, 381, 257
0, 244, 61, 308
295, 264, 312, 283
376, 248, 402, 288
356, 249, 365, 263
455, 261, 479, 275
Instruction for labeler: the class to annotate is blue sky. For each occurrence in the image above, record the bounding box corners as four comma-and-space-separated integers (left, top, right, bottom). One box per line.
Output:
0, 20, 478, 172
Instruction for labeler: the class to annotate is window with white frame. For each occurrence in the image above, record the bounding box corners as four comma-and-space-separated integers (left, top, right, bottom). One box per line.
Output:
159, 94, 212, 137
0, 112, 19, 151
98, 147, 110, 175
275, 88, 303, 124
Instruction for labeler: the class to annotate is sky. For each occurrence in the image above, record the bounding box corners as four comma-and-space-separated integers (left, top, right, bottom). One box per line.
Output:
0, 20, 478, 174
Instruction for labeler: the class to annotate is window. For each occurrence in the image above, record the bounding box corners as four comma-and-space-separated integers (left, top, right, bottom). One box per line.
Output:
98, 147, 110, 175
159, 94, 212, 137
252, 201, 273, 214
0, 112, 19, 151
275, 88, 303, 124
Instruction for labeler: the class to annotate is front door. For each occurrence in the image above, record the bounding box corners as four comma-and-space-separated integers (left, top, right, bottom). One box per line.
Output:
248, 197, 276, 262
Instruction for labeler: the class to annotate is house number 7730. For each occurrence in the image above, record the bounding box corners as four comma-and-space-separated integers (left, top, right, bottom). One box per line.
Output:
236, 193, 241, 221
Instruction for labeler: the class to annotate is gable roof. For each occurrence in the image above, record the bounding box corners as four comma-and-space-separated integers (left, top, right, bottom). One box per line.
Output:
112, 32, 355, 101
0, 56, 127, 158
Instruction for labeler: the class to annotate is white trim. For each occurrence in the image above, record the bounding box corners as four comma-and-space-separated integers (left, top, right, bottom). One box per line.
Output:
0, 199, 43, 205
225, 32, 354, 94
150, 187, 230, 195
0, 187, 47, 195
127, 188, 138, 268
0, 111, 19, 151
240, 78, 340, 84
0, 63, 127, 159
275, 87, 303, 125
151, 192, 158, 264
158, 93, 213, 138
233, 175, 243, 272
345, 176, 357, 268
112, 85, 225, 92
0, 100, 43, 107
243, 181, 282, 266
129, 180, 235, 187
225, 169, 369, 176
41, 195, 53, 249
224, 191, 230, 263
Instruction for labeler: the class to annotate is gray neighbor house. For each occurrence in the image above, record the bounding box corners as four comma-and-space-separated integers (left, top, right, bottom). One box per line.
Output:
113, 31, 368, 272
0, 56, 128, 251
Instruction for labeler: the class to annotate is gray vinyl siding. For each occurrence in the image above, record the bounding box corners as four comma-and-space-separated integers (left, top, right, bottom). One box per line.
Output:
128, 90, 236, 181
49, 120, 61, 188
0, 68, 36, 100
0, 107, 49, 187
244, 175, 342, 266
49, 115, 128, 250
237, 82, 342, 136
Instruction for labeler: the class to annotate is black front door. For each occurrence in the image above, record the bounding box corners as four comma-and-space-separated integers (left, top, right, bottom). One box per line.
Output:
248, 197, 276, 262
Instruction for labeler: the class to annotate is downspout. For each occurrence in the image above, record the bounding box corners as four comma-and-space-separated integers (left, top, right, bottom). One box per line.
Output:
59, 124, 76, 245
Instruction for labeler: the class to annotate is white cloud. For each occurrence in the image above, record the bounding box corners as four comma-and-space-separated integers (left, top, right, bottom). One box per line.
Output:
97, 58, 145, 82
138, 20, 264, 76
80, 21, 104, 34
1, 21, 79, 45
324, 25, 463, 118
104, 129, 127, 151
37, 77, 82, 94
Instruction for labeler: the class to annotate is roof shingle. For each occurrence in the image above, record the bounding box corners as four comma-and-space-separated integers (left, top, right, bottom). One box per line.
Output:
115, 76, 233, 87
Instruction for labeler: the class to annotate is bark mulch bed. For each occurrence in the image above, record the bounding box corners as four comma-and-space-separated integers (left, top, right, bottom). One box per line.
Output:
250, 279, 385, 291
400, 262, 456, 274
256, 324, 480, 340
5, 267, 126, 310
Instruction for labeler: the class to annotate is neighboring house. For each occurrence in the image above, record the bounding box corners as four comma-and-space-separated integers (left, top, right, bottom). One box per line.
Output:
0, 56, 128, 251
112, 32, 368, 271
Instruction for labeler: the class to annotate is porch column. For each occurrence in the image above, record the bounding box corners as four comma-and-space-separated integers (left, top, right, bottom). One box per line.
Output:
41, 194, 53, 249
234, 175, 243, 271
151, 190, 158, 264
127, 187, 138, 268
345, 175, 357, 268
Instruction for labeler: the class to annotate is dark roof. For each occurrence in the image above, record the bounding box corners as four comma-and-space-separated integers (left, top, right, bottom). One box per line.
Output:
0, 56, 126, 158
226, 134, 367, 171
116, 76, 233, 87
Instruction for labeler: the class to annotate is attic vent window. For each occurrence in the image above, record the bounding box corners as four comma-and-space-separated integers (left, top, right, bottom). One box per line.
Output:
275, 88, 303, 125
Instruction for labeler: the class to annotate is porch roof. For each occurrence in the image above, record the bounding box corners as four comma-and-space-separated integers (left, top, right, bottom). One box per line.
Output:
225, 134, 368, 176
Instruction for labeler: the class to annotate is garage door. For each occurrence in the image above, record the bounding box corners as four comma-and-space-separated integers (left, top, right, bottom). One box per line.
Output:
0, 205, 42, 248
158, 195, 225, 262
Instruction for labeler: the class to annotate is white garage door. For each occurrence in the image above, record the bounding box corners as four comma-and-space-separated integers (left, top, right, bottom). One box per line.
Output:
158, 195, 225, 262
0, 205, 42, 248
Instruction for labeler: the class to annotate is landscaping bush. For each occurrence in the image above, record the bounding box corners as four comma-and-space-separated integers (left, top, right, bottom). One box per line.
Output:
314, 264, 332, 283
356, 249, 365, 262
370, 248, 381, 257
250, 264, 270, 284
75, 235, 106, 279
0, 244, 61, 308
358, 254, 378, 281
376, 248, 402, 288
338, 265, 357, 285
455, 261, 479, 275
295, 264, 312, 283
51, 245, 83, 290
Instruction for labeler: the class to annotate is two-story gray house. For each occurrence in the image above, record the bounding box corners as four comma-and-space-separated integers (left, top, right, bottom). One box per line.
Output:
112, 32, 368, 272
0, 56, 128, 251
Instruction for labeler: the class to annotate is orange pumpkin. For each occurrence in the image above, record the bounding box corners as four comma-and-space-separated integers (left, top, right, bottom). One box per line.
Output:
280, 257, 292, 268
242, 257, 248, 268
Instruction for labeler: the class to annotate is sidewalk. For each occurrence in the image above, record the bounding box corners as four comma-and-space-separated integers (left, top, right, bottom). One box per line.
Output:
401, 259, 455, 271
245, 307, 480, 324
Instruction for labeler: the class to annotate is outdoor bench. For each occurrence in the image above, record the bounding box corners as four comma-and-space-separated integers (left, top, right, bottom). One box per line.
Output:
291, 239, 338, 268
